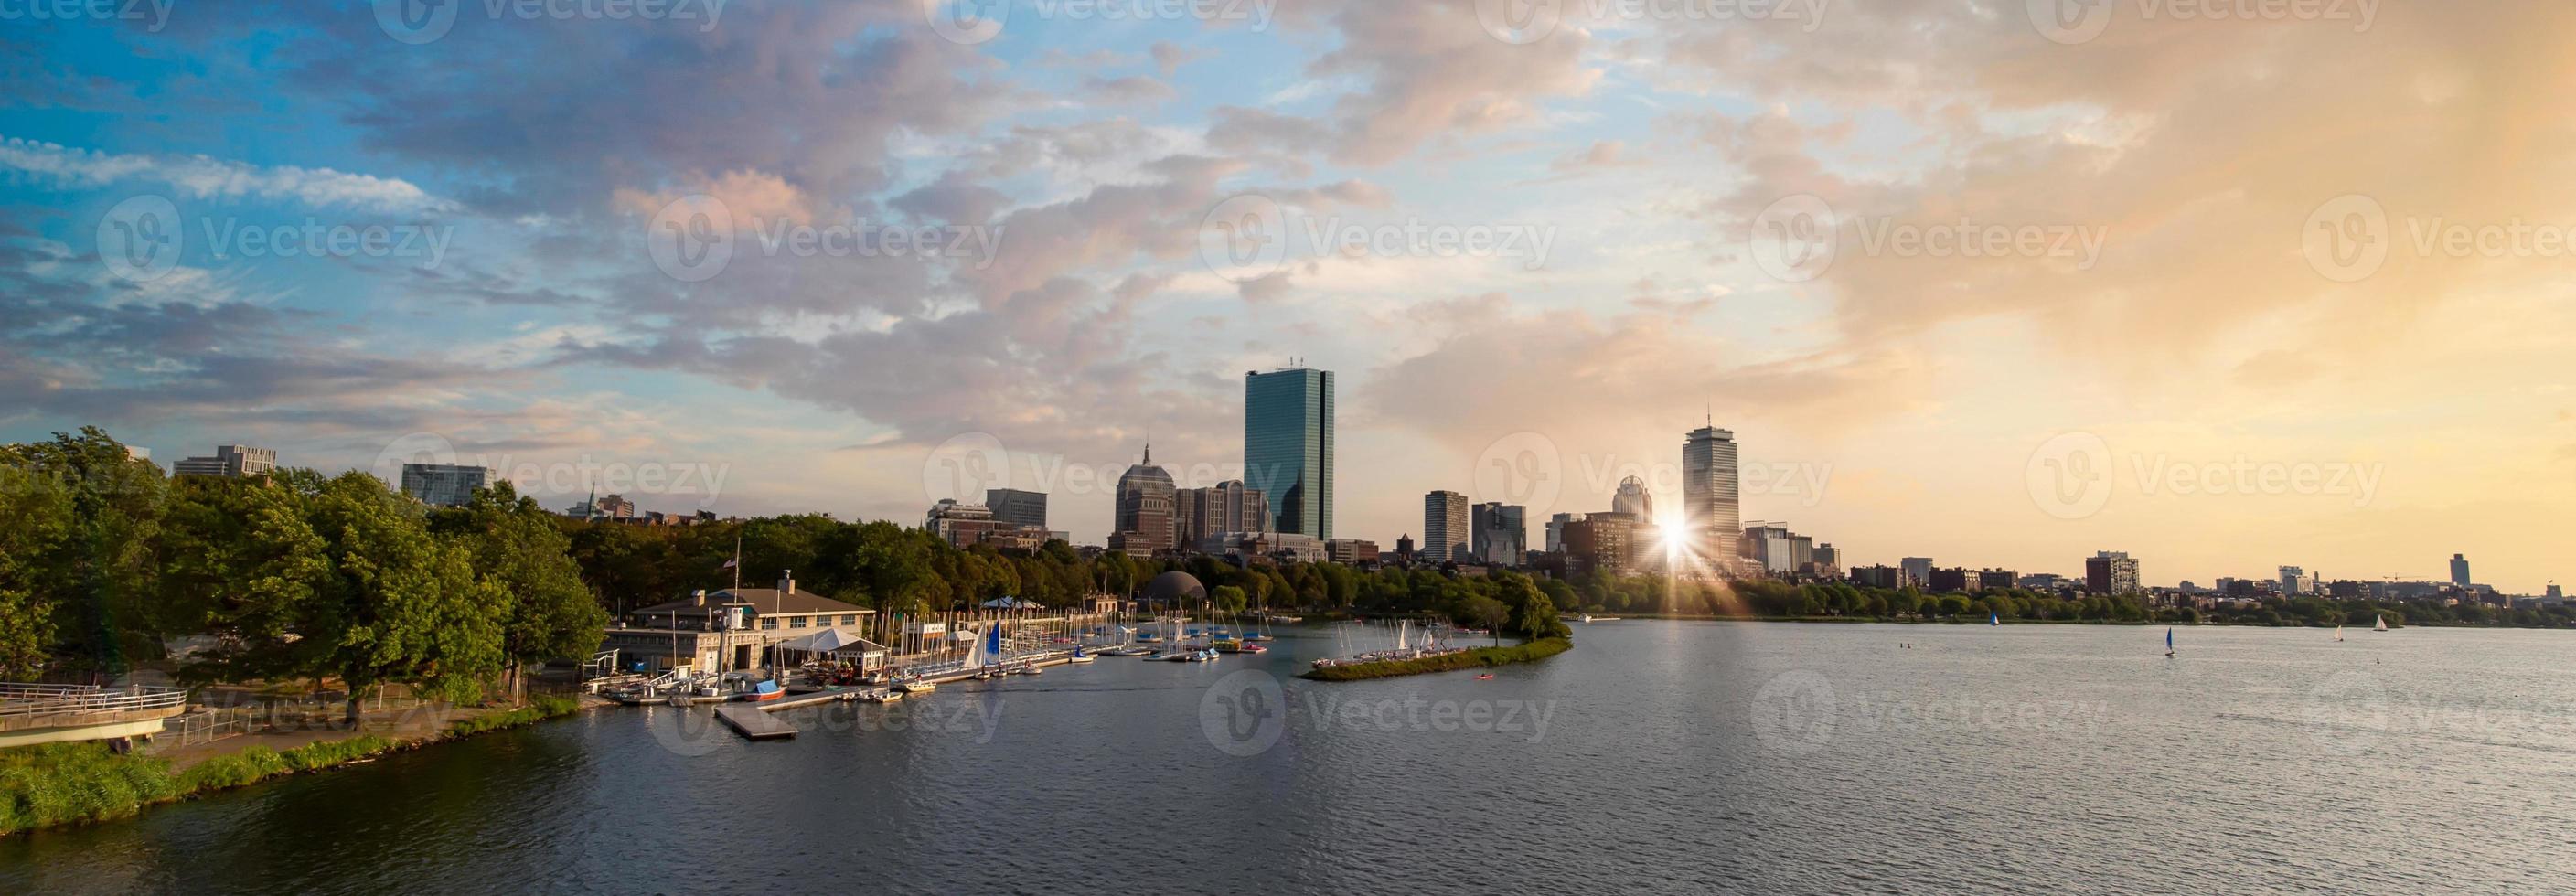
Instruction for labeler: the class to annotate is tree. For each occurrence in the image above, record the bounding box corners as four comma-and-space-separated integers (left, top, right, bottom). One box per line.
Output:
326, 474, 508, 724
431, 483, 608, 704
1212, 585, 1248, 615
2, 427, 169, 677
0, 465, 75, 678
1459, 594, 1509, 645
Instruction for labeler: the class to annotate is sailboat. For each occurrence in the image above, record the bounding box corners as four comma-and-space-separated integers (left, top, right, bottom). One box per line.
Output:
2373, 614, 2389, 633
2164, 626, 2175, 658
2335, 624, 2345, 642
1988, 612, 2000, 627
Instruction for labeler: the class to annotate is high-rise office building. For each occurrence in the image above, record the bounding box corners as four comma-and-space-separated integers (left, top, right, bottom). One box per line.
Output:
1471, 503, 1527, 567
1812, 543, 1842, 577
2450, 553, 2472, 588
1683, 423, 1740, 563
986, 488, 1048, 530
1245, 367, 1333, 539
1545, 511, 1584, 554
2086, 550, 2141, 595
1423, 490, 1470, 564
1174, 480, 1270, 550
1900, 557, 1933, 589
400, 463, 493, 507
171, 444, 277, 479
1112, 446, 1176, 553
1562, 513, 1637, 577
2279, 565, 2314, 596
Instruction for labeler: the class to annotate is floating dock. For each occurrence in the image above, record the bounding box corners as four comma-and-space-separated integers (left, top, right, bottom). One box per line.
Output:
714, 704, 796, 741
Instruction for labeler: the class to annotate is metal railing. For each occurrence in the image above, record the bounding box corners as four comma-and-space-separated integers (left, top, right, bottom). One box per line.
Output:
0, 683, 189, 718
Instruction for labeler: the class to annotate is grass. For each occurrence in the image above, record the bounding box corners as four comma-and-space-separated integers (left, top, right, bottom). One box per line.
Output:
443, 695, 580, 738
2, 695, 585, 837
1299, 637, 1573, 681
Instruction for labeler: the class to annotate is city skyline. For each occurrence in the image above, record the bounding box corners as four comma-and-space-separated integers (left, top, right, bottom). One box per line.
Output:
3, 5, 2570, 592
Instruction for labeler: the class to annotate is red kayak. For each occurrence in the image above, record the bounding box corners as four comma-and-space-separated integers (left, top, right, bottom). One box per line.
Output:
1475, 674, 1495, 680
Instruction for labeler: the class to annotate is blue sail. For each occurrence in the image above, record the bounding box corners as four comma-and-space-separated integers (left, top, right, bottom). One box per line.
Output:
985, 625, 1004, 666
2166, 627, 2174, 650
1989, 612, 1999, 626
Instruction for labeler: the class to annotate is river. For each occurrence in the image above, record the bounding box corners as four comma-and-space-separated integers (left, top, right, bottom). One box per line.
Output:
4, 621, 2570, 894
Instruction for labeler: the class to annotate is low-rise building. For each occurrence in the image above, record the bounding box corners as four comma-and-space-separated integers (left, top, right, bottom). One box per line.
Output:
601, 572, 874, 673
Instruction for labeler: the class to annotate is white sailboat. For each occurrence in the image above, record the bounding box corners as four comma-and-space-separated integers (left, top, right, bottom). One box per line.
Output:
2373, 614, 2389, 633
2335, 624, 2344, 642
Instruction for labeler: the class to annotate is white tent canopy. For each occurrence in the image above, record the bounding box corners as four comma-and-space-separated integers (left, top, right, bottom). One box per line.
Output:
776, 628, 860, 654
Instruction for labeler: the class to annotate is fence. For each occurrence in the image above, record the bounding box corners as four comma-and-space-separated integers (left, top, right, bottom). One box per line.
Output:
0, 683, 188, 719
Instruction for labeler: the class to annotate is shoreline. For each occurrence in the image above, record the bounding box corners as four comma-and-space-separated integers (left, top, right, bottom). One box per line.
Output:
1299, 638, 1573, 682
1, 695, 591, 837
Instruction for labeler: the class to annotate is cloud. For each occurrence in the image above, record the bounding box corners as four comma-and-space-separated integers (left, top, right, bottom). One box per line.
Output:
0, 137, 448, 213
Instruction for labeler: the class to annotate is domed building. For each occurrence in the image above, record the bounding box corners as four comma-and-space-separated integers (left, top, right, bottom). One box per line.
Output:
1140, 571, 1206, 608
1108, 445, 1176, 556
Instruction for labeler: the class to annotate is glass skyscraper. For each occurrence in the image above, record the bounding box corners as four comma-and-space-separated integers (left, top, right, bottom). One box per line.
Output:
1245, 368, 1333, 539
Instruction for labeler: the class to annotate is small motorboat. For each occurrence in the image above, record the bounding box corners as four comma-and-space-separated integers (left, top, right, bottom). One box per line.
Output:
741, 680, 785, 701
1475, 673, 1495, 680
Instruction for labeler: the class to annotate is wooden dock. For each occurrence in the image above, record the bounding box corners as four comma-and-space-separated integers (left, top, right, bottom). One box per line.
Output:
715, 704, 796, 741
713, 688, 870, 741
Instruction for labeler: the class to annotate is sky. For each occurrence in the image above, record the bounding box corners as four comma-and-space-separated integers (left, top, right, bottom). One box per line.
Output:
1, 0, 2569, 592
